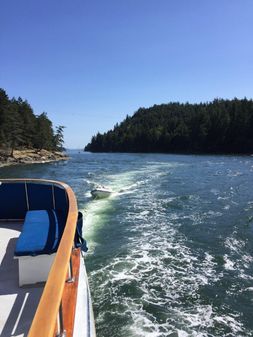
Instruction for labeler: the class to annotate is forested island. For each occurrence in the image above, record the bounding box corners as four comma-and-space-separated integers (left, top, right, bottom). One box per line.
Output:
0, 88, 67, 166
85, 98, 253, 154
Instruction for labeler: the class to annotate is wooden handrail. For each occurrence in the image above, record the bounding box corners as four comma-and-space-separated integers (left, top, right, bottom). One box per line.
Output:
0, 179, 78, 337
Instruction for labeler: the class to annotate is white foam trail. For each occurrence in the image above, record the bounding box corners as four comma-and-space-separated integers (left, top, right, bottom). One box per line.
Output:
85, 159, 250, 336
224, 254, 235, 271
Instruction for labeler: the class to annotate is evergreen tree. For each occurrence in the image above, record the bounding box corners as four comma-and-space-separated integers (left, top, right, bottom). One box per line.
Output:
0, 88, 65, 153
14, 98, 36, 148
53, 125, 65, 151
34, 112, 55, 150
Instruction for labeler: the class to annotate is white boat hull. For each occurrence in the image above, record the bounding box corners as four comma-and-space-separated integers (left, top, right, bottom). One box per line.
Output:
91, 189, 112, 199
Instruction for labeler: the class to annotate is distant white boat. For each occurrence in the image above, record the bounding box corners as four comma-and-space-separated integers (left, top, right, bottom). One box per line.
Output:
91, 186, 112, 199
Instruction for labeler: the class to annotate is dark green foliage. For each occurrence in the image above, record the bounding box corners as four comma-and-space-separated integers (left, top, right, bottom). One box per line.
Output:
85, 98, 253, 154
33, 112, 55, 150
53, 125, 65, 151
0, 88, 65, 152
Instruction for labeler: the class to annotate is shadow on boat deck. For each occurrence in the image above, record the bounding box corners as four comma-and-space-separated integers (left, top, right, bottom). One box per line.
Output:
0, 224, 44, 337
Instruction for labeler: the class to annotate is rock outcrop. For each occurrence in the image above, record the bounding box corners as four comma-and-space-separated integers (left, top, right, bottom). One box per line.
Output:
0, 149, 68, 167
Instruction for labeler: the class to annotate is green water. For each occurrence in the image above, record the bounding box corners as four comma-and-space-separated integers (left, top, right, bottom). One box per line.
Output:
1, 151, 253, 337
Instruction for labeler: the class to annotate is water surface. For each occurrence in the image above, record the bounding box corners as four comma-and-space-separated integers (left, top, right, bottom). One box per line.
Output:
1, 152, 253, 337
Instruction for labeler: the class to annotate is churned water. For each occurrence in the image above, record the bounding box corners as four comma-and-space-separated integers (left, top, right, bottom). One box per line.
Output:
1, 151, 253, 337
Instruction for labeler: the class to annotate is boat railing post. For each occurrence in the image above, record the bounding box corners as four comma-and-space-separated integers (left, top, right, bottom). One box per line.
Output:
66, 245, 75, 283
56, 301, 66, 337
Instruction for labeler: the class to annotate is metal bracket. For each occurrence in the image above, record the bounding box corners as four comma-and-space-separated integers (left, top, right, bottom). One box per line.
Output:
66, 254, 75, 283
56, 302, 66, 337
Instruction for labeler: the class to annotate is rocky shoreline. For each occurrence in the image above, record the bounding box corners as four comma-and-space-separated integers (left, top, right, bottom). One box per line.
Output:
0, 149, 68, 168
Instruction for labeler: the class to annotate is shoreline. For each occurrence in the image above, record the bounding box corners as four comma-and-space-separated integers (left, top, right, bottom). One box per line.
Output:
0, 149, 69, 168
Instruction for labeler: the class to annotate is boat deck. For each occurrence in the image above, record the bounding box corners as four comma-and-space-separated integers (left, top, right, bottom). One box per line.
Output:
0, 223, 44, 337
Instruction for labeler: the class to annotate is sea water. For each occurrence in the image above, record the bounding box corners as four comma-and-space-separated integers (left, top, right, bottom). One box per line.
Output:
1, 151, 253, 337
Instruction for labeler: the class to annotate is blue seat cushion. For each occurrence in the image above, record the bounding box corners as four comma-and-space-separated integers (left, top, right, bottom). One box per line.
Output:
15, 210, 66, 257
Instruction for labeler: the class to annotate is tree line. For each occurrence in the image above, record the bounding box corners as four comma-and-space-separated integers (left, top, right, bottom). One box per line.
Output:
0, 88, 65, 155
85, 98, 253, 154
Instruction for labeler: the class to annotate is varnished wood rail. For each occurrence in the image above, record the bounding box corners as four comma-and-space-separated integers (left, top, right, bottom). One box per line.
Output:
28, 180, 78, 337
62, 248, 81, 336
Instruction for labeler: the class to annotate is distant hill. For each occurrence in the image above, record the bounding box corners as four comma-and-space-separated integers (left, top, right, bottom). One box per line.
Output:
85, 98, 253, 154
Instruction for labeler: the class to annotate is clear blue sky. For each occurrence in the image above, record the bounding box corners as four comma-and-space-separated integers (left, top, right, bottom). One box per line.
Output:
1, 0, 252, 148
